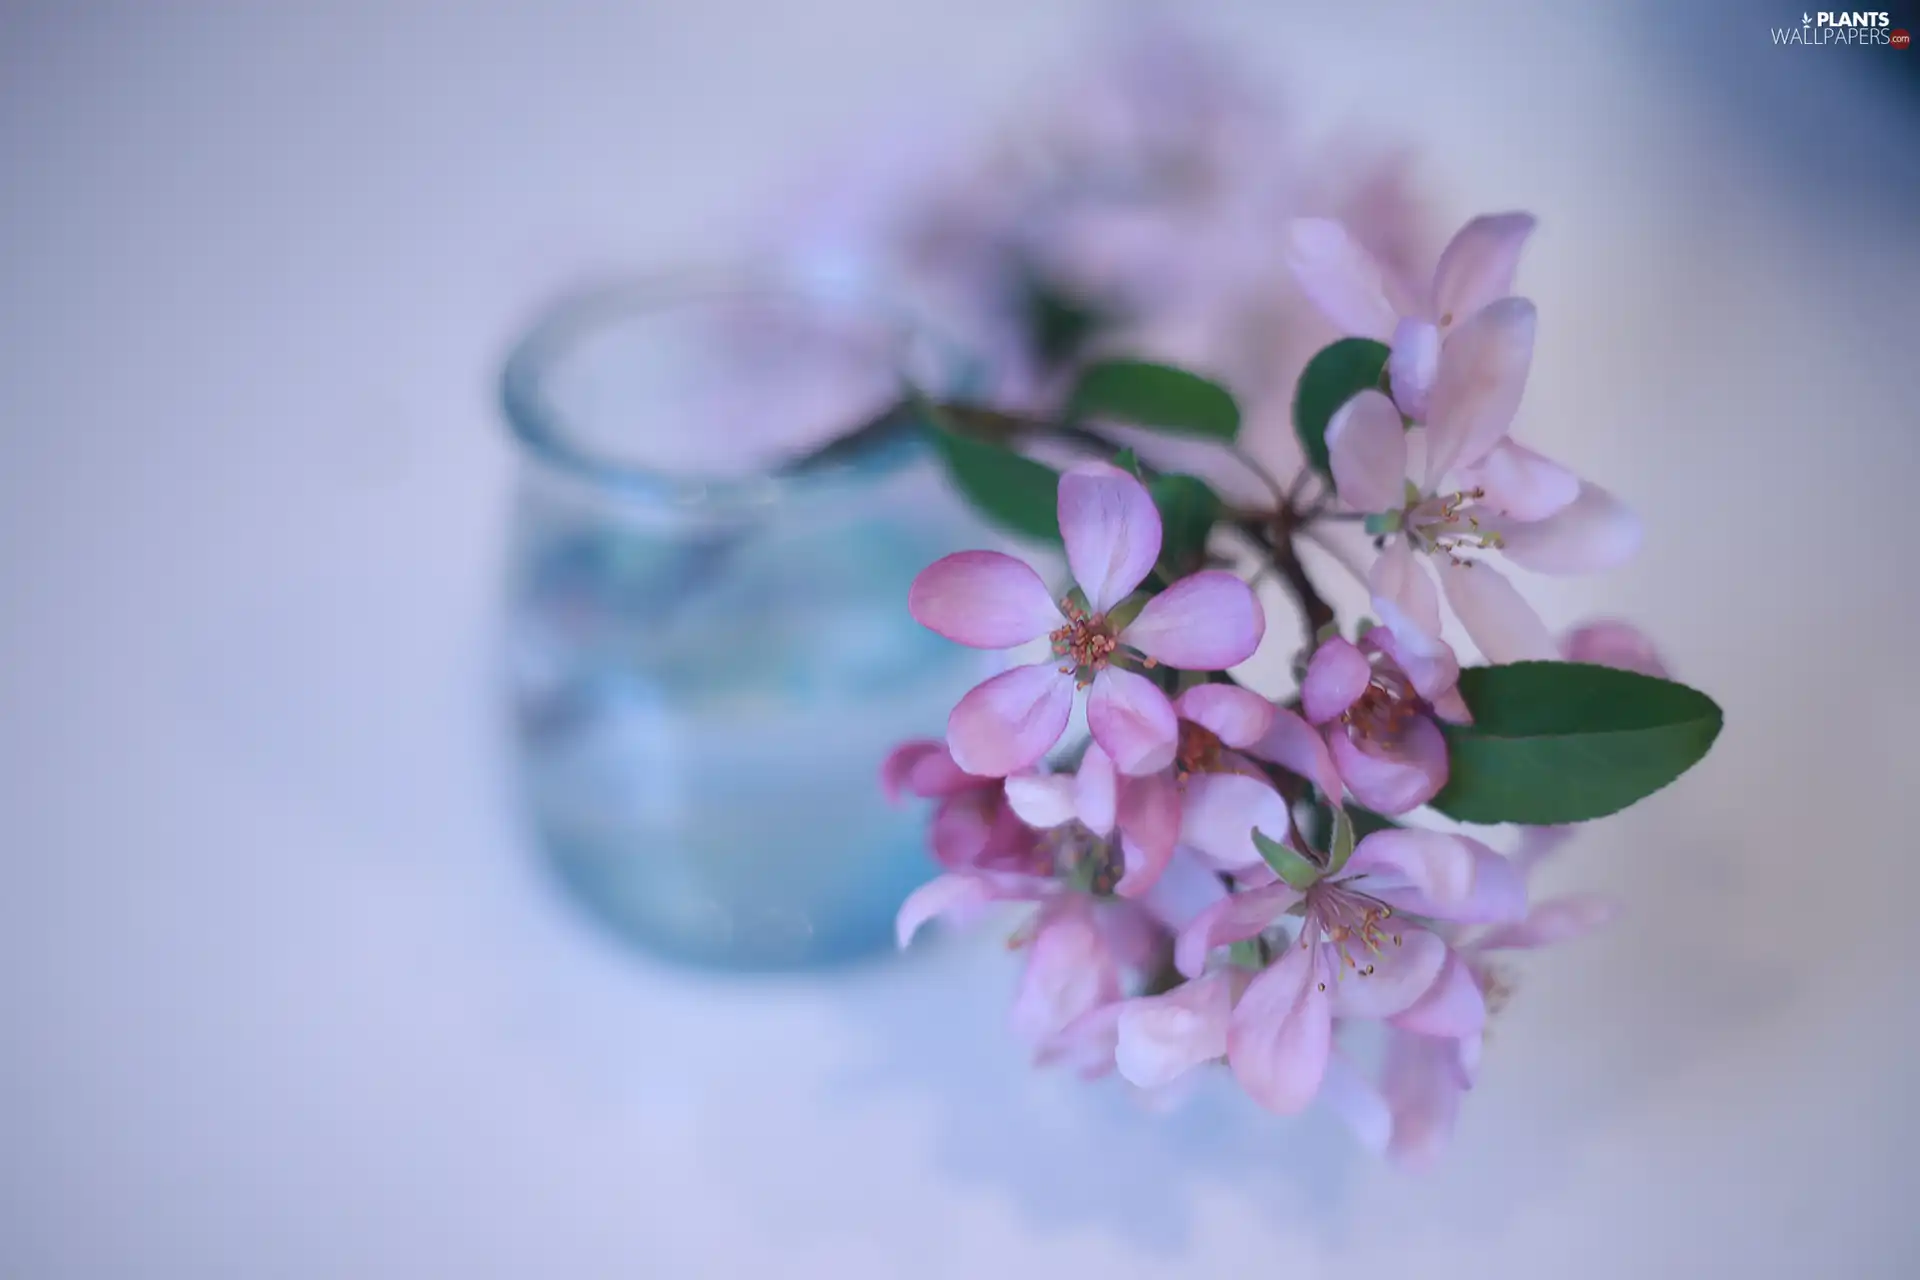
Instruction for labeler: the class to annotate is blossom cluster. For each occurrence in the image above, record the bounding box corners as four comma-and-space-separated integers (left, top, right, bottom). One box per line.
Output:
883, 213, 1708, 1167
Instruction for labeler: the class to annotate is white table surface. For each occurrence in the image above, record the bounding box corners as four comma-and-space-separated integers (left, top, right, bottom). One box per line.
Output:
3, 2, 1915, 1275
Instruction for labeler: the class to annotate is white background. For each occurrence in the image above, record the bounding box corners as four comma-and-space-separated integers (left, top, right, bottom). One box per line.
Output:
3, 1, 1916, 1276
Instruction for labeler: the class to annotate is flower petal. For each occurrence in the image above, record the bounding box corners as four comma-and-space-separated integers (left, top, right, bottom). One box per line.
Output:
1059, 461, 1162, 614
1458, 440, 1579, 522
1359, 621, 1459, 704
930, 790, 997, 867
1086, 667, 1180, 776
1495, 482, 1642, 575
909, 551, 1063, 648
1037, 1001, 1124, 1078
895, 874, 997, 948
1328, 717, 1448, 815
1073, 742, 1118, 836
946, 663, 1076, 777
905, 743, 985, 798
1368, 540, 1445, 647
1173, 880, 1300, 978
1326, 389, 1409, 514
1120, 570, 1265, 669
1476, 893, 1619, 951
1098, 898, 1169, 973
1511, 824, 1576, 873
976, 801, 1044, 875
1451, 839, 1528, 924
1245, 708, 1344, 805
881, 740, 948, 802
1010, 903, 1120, 1044
1115, 769, 1181, 897
1228, 942, 1332, 1114
1177, 772, 1296, 873
1114, 971, 1234, 1090
1172, 683, 1275, 748
1302, 635, 1372, 725
1138, 847, 1230, 934
1388, 317, 1440, 421
1562, 619, 1670, 678
1388, 948, 1487, 1038
1366, 834, 1523, 924
1003, 774, 1078, 830
1327, 927, 1448, 1020
1381, 1030, 1465, 1171
1423, 296, 1536, 485
1322, 1051, 1391, 1153
1345, 828, 1477, 910
1285, 218, 1399, 340
1437, 559, 1557, 663
1431, 212, 1537, 326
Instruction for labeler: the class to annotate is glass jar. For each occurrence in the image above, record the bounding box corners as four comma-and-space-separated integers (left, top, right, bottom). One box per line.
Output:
498, 275, 999, 970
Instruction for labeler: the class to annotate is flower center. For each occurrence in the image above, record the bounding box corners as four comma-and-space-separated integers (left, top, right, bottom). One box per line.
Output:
1050, 597, 1121, 685
1044, 824, 1123, 897
1405, 486, 1505, 562
1303, 879, 1402, 990
1175, 720, 1224, 780
1343, 669, 1418, 743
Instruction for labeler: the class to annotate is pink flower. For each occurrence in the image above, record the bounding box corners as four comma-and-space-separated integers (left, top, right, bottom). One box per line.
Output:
1040, 968, 1240, 1096
1335, 890, 1621, 1169
1174, 827, 1525, 1114
1304, 602, 1655, 1168
1288, 211, 1537, 420
1298, 629, 1455, 815
910, 462, 1264, 778
895, 870, 1167, 1050
894, 868, 1057, 951
1006, 740, 1173, 899
1074, 681, 1277, 896
1291, 211, 1642, 665
1172, 771, 1298, 875
1564, 618, 1671, 679
882, 739, 1043, 874
1325, 376, 1640, 665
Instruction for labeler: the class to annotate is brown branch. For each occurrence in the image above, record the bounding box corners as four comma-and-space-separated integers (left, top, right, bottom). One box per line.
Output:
1228, 505, 1334, 648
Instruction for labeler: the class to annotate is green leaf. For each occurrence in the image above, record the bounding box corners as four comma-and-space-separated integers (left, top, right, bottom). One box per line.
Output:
926, 421, 1062, 545
1293, 338, 1391, 476
1252, 828, 1322, 891
1227, 939, 1265, 969
1112, 447, 1143, 478
1066, 360, 1242, 441
1327, 807, 1357, 874
1146, 473, 1223, 580
1431, 661, 1724, 825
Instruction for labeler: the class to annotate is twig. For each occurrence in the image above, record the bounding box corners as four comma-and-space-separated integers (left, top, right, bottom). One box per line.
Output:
1228, 444, 1289, 510
1226, 510, 1333, 644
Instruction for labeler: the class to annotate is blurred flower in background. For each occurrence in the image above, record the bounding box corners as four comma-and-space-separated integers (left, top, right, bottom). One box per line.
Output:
755, 19, 1444, 503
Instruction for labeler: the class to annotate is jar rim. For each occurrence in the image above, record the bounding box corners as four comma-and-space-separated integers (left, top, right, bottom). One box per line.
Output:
498, 265, 931, 508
